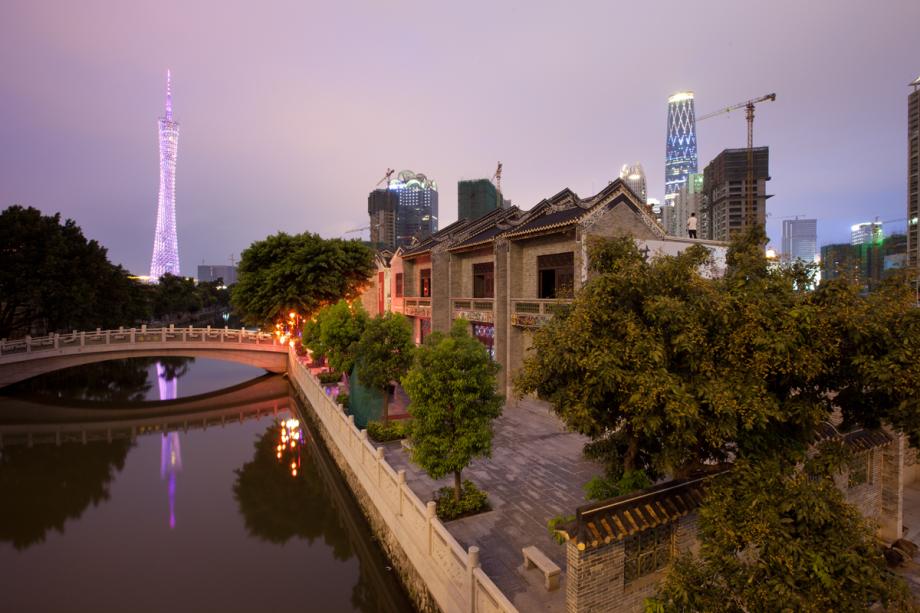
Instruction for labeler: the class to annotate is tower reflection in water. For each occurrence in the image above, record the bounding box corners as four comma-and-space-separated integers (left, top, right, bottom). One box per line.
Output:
157, 362, 182, 529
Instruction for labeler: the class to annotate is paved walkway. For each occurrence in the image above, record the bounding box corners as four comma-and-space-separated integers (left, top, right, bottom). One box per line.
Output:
384, 397, 604, 612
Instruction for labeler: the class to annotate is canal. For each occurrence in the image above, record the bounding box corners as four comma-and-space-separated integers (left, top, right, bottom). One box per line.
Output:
0, 357, 414, 613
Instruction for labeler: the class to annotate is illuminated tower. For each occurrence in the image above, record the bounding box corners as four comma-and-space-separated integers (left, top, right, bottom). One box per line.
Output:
149, 70, 181, 280
389, 170, 439, 247
665, 92, 698, 205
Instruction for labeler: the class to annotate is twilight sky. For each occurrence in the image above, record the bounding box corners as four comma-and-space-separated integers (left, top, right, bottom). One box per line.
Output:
1, 0, 918, 275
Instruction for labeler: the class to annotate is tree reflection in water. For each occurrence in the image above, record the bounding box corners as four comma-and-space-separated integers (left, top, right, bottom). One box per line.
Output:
1, 357, 194, 403
233, 421, 353, 559
234, 420, 415, 613
0, 439, 132, 550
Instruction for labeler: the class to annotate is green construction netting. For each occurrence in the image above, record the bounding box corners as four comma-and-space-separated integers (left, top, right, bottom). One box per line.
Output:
346, 367, 384, 429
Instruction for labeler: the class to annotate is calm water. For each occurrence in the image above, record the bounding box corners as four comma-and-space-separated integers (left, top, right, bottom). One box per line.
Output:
0, 357, 413, 613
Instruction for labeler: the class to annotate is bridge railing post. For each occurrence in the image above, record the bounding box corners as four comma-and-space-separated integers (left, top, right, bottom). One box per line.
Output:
161, 327, 166, 342
468, 546, 480, 613
25, 335, 31, 353
130, 328, 135, 344
239, 328, 244, 344
375, 446, 384, 487
105, 330, 110, 345
54, 333, 59, 349
80, 331, 85, 347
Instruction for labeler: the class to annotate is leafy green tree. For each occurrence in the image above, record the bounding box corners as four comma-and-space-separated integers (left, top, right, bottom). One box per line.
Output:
0, 205, 148, 338
649, 456, 911, 612
306, 300, 369, 375
515, 227, 920, 605
152, 273, 203, 320
403, 319, 503, 502
354, 313, 414, 424
231, 232, 374, 327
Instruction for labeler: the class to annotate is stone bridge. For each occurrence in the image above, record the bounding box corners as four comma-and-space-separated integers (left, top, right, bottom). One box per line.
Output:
0, 326, 289, 388
0, 373, 291, 447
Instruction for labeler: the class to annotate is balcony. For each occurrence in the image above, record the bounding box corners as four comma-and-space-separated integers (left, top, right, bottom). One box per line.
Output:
510, 299, 572, 328
452, 298, 494, 324
404, 298, 432, 318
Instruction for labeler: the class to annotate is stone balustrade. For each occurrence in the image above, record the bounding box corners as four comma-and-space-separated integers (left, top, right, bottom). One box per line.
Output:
287, 347, 518, 613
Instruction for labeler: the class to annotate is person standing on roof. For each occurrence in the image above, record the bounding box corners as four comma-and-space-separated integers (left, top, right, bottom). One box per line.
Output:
687, 213, 698, 239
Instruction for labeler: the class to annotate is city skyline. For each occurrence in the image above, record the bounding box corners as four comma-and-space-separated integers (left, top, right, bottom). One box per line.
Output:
0, 1, 918, 274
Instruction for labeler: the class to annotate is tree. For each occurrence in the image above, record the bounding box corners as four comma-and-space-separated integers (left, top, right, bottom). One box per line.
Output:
0, 205, 148, 338
231, 232, 374, 328
650, 456, 911, 612
353, 313, 414, 424
402, 319, 503, 502
306, 300, 369, 375
515, 227, 920, 605
152, 273, 203, 320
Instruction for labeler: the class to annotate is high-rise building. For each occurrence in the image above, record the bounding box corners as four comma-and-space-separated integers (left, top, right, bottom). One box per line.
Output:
908, 76, 919, 273
665, 92, 698, 205
390, 170, 438, 247
673, 173, 703, 238
851, 221, 883, 246
149, 70, 181, 281
782, 218, 817, 263
458, 179, 501, 221
619, 163, 648, 202
368, 188, 398, 250
702, 147, 770, 242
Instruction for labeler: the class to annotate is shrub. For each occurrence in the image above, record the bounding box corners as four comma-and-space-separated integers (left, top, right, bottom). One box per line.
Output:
434, 480, 489, 521
367, 419, 408, 442
317, 371, 342, 384
336, 392, 350, 410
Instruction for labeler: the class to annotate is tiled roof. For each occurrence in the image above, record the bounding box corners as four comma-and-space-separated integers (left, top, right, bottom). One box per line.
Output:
501, 206, 587, 238
814, 423, 893, 450
560, 473, 721, 550
400, 219, 471, 257
450, 207, 522, 250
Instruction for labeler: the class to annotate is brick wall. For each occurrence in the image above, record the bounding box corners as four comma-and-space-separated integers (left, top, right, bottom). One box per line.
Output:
565, 514, 698, 613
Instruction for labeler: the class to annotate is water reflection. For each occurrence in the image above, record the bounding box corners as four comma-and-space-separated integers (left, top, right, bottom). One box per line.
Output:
0, 358, 414, 612
0, 439, 132, 550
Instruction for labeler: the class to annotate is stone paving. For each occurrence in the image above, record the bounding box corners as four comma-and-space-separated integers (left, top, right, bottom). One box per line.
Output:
383, 397, 604, 613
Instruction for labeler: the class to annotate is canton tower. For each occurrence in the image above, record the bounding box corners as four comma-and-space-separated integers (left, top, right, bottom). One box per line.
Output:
149, 70, 180, 280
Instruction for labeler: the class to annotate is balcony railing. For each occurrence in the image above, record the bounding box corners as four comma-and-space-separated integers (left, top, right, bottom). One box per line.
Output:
452, 298, 494, 323
404, 298, 432, 318
510, 299, 572, 328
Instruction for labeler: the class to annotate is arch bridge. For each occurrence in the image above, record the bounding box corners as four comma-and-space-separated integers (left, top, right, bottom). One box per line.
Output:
0, 326, 289, 388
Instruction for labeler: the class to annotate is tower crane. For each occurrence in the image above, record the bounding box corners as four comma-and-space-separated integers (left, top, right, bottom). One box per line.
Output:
377, 168, 395, 188
698, 93, 776, 223
492, 161, 502, 208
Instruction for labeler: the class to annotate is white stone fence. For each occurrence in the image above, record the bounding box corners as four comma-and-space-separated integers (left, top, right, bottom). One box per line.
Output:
287, 347, 518, 613
0, 325, 280, 359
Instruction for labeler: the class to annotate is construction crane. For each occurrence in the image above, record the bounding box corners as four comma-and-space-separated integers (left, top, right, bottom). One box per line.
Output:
491, 161, 503, 194
376, 168, 395, 188
698, 93, 776, 223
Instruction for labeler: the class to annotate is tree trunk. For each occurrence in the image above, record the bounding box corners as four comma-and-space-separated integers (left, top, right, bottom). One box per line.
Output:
382, 386, 390, 425
624, 433, 638, 473
454, 470, 462, 503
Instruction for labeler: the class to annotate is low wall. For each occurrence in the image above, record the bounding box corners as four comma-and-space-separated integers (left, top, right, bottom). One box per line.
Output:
287, 348, 518, 613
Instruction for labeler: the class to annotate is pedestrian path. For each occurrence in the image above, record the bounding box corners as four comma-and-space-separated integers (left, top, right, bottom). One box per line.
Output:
384, 397, 604, 612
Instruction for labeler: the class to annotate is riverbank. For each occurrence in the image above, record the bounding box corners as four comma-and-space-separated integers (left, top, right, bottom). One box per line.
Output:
287, 347, 517, 613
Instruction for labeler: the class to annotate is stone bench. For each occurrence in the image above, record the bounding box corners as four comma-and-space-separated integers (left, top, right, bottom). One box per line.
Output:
522, 545, 561, 591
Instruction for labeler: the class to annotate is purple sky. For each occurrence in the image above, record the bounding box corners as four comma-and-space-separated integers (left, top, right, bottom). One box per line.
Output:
2, 0, 918, 274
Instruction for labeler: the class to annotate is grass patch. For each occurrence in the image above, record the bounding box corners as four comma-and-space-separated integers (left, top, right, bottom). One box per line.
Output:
435, 480, 490, 521
367, 419, 409, 442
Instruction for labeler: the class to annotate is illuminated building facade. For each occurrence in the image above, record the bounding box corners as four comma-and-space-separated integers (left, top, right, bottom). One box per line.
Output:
851, 221, 883, 246
782, 218, 817, 263
665, 92, 698, 205
150, 70, 181, 280
618, 163, 648, 203
907, 76, 920, 278
390, 170, 438, 247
